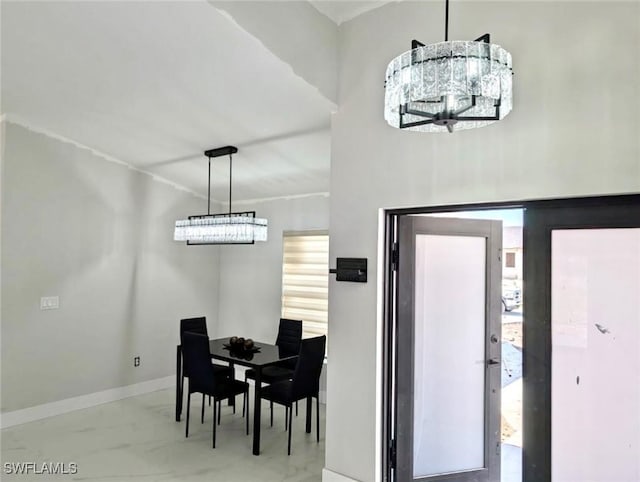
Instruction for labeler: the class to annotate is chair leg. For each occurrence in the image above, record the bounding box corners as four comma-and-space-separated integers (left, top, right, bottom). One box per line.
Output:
296, 400, 298, 417
287, 403, 293, 456
212, 398, 217, 449
270, 401, 274, 427
185, 390, 191, 438
231, 371, 236, 414
285, 406, 288, 431
209, 395, 211, 406
245, 389, 249, 435
242, 373, 247, 417
201, 394, 205, 424
217, 400, 221, 425
180, 374, 185, 414
316, 396, 320, 443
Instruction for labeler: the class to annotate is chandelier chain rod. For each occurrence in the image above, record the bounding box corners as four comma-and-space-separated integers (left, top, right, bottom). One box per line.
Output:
207, 156, 211, 216
444, 0, 449, 42
228, 153, 233, 214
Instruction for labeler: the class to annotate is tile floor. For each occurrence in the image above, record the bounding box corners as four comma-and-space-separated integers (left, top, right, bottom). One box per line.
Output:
1, 388, 325, 481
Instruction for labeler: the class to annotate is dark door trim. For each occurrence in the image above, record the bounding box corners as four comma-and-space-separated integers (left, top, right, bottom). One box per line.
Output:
382, 193, 640, 482
523, 199, 640, 481
385, 193, 640, 217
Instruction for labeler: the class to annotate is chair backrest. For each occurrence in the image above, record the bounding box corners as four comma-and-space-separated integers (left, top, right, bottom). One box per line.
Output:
290, 335, 326, 400
180, 317, 207, 377
276, 318, 303, 370
181, 331, 216, 388
180, 316, 208, 337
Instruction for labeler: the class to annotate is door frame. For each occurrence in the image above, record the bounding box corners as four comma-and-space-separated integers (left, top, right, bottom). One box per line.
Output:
395, 216, 502, 481
382, 194, 640, 482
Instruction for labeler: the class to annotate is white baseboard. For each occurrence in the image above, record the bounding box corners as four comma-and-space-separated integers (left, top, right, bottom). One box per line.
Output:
322, 468, 359, 482
1, 376, 174, 429
319, 390, 327, 404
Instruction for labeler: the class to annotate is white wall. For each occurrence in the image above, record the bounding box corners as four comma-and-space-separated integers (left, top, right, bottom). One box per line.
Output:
1, 122, 221, 412
216, 194, 330, 342
325, 2, 640, 481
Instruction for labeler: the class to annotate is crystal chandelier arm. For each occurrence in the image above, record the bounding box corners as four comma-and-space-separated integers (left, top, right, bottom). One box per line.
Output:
399, 116, 436, 130
401, 119, 436, 129
457, 99, 501, 121
401, 120, 436, 129
457, 114, 500, 122
403, 104, 437, 119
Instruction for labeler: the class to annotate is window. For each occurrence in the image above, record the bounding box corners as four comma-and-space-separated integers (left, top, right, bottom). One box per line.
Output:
281, 231, 329, 338
505, 251, 516, 268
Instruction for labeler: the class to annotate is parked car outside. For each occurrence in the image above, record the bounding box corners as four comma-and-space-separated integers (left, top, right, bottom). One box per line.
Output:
502, 281, 522, 312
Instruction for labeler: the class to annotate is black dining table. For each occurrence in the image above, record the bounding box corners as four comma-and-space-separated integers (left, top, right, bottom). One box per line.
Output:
176, 337, 311, 455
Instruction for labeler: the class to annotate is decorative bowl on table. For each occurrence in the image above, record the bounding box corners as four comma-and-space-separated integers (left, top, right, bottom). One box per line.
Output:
224, 336, 260, 355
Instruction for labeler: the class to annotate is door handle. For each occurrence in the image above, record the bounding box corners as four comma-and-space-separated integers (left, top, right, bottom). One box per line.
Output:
487, 358, 501, 366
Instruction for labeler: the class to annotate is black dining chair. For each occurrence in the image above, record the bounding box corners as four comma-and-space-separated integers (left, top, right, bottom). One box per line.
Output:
259, 335, 326, 455
181, 317, 234, 378
180, 317, 233, 420
182, 331, 250, 448
242, 318, 302, 422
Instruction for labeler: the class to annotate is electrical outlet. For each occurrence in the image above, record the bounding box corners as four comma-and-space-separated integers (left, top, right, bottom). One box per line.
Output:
134, 356, 141, 367
40, 296, 59, 310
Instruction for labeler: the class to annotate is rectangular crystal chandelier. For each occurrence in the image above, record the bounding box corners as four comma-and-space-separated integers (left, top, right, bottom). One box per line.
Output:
173, 146, 268, 245
174, 212, 268, 245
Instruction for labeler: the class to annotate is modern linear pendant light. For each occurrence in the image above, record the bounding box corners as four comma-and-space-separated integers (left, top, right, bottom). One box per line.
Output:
384, 0, 513, 133
174, 146, 268, 245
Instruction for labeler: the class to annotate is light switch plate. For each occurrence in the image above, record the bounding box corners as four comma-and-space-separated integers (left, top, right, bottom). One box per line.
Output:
40, 296, 59, 310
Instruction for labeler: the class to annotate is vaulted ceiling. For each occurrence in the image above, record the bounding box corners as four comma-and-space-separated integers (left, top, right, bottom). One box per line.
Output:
2, 1, 387, 202
310, 0, 391, 24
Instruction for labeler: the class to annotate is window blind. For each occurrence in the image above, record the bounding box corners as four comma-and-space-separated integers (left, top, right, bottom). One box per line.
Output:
281, 231, 329, 338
